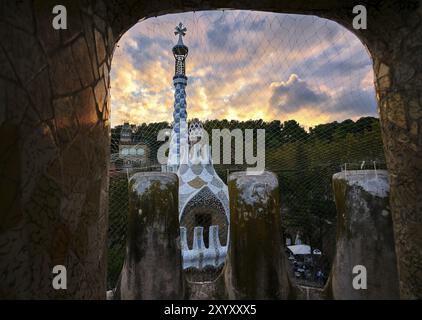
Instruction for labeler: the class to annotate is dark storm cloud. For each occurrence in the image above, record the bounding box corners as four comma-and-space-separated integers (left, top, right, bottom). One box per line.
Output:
269, 74, 329, 113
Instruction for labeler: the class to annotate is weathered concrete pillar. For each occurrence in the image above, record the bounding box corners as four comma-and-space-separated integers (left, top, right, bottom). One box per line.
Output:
330, 170, 399, 299
225, 171, 290, 299
186, 274, 227, 300
115, 172, 184, 300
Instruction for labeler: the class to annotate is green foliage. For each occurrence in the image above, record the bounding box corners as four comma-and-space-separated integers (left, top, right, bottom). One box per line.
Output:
108, 116, 385, 286
266, 117, 385, 252
107, 172, 129, 289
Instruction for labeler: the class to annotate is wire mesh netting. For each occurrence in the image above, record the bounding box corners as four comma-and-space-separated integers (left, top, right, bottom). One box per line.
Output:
107, 10, 385, 290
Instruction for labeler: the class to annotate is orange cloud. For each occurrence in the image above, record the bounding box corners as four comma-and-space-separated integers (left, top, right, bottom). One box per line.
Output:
110, 11, 377, 128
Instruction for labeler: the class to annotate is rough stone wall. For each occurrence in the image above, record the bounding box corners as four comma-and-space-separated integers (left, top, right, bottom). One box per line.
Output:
0, 0, 113, 299
0, 0, 420, 299
366, 13, 422, 300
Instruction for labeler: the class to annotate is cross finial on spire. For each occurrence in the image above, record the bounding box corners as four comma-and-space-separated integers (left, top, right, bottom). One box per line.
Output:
175, 22, 187, 46
175, 22, 187, 37
172, 22, 188, 75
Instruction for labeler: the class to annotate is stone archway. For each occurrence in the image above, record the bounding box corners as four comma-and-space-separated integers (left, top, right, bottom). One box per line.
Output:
0, 0, 420, 299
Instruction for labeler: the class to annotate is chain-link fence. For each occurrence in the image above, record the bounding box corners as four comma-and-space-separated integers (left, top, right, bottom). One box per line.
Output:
107, 170, 128, 290
107, 10, 385, 290
107, 119, 386, 289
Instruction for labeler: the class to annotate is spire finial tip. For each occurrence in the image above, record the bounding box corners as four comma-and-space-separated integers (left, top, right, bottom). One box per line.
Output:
175, 22, 187, 37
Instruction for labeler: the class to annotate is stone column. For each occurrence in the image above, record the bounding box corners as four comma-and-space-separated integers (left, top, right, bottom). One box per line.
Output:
331, 170, 399, 299
372, 41, 422, 299
225, 171, 290, 299
115, 172, 184, 300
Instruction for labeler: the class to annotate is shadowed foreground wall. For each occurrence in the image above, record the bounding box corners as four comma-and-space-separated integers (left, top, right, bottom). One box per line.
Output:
0, 0, 420, 299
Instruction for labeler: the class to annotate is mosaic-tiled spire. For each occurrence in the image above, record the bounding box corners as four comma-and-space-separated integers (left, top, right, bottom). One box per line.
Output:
168, 23, 189, 170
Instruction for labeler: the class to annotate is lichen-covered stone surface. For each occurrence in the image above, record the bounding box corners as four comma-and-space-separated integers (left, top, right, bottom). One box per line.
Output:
330, 170, 399, 299
115, 172, 184, 300
225, 171, 290, 299
186, 273, 227, 300
0, 0, 420, 299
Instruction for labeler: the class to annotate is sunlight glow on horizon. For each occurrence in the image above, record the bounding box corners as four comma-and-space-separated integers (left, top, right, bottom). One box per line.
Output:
110, 11, 377, 128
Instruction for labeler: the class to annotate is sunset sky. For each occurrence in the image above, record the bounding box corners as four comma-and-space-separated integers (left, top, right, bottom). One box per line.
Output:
110, 10, 377, 129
